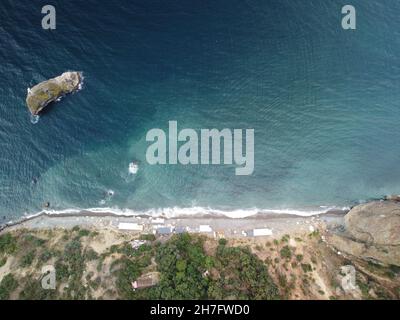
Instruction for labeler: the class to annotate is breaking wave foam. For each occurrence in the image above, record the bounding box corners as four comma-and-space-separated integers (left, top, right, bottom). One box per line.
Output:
24, 205, 350, 220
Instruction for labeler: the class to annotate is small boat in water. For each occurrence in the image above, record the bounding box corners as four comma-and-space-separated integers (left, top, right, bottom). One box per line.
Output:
129, 161, 139, 174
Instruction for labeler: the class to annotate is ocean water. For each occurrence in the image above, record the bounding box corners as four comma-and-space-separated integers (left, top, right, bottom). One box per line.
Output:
1, 0, 400, 220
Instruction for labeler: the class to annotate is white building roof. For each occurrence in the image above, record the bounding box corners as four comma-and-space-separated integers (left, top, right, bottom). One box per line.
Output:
118, 223, 143, 231
251, 228, 273, 237
199, 225, 213, 233
151, 218, 165, 224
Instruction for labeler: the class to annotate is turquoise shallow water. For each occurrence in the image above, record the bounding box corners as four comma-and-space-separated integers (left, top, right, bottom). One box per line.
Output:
1, 0, 400, 220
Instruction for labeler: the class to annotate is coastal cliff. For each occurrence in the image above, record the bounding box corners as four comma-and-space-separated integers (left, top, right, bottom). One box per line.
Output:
327, 200, 400, 266
26, 72, 82, 115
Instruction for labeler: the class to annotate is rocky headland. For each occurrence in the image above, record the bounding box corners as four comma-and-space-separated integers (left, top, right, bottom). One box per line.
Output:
327, 200, 400, 266
26, 72, 82, 115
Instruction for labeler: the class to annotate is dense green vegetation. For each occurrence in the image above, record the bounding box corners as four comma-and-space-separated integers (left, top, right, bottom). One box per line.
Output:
209, 241, 279, 300
0, 274, 18, 300
301, 263, 313, 273
20, 250, 36, 267
1, 227, 398, 300
113, 244, 155, 299
280, 246, 292, 260
0, 257, 7, 268
60, 239, 87, 299
151, 233, 210, 299
139, 234, 156, 241
0, 228, 95, 300
0, 233, 17, 255
19, 279, 57, 300
114, 233, 280, 300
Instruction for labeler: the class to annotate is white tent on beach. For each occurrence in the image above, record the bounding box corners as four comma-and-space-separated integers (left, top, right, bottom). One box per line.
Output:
118, 222, 143, 231
247, 228, 273, 237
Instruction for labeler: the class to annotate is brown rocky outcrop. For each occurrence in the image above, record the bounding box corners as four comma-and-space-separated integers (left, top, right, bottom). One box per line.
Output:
327, 201, 400, 266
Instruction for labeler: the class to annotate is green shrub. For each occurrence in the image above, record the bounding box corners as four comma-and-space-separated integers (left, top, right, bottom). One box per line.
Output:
90, 231, 99, 238
218, 238, 228, 246
20, 251, 36, 267
77, 229, 91, 238
280, 246, 292, 260
0, 274, 18, 300
264, 257, 272, 266
0, 234, 17, 254
0, 256, 7, 268
281, 235, 290, 243
65, 240, 82, 263
85, 248, 99, 261
308, 230, 320, 238
109, 245, 119, 254
61, 239, 88, 299
90, 277, 101, 290
19, 279, 56, 300
310, 256, 317, 265
212, 244, 280, 300
55, 261, 69, 281
278, 273, 287, 288
139, 234, 156, 241
39, 250, 53, 263
23, 234, 46, 247
301, 263, 312, 273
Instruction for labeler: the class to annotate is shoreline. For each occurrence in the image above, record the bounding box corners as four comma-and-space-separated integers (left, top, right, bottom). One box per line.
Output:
0, 207, 348, 240
0, 204, 350, 231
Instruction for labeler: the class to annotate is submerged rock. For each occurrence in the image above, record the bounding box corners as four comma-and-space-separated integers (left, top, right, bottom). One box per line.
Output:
328, 201, 400, 266
26, 71, 82, 115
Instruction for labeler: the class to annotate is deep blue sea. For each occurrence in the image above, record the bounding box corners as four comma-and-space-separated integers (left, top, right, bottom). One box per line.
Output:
1, 0, 400, 220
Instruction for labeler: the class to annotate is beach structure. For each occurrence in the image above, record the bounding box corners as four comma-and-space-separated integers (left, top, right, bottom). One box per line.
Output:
198, 225, 216, 238
130, 240, 148, 250
156, 226, 174, 235
247, 228, 273, 237
175, 226, 187, 234
132, 272, 160, 290
118, 222, 143, 231
199, 225, 213, 233
215, 230, 225, 239
151, 218, 165, 224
